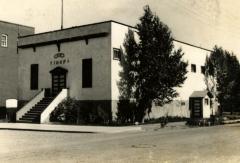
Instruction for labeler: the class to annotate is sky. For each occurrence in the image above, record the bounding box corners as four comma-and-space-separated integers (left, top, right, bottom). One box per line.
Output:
1, 0, 240, 57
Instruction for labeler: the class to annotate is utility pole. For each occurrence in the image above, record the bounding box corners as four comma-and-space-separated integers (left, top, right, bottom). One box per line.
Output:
61, 0, 63, 29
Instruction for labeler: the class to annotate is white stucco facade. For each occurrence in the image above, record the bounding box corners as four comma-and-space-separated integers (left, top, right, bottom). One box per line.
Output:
202, 96, 211, 119
148, 41, 210, 118
18, 22, 112, 102
108, 22, 210, 118
174, 41, 209, 101
16, 20, 211, 120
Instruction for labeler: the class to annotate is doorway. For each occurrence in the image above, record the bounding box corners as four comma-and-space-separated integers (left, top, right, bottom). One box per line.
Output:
50, 67, 68, 96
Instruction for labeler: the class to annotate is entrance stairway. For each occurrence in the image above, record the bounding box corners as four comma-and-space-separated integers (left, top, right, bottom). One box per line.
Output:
17, 97, 54, 123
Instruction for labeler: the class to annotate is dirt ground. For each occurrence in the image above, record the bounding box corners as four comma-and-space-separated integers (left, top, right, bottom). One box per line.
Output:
0, 122, 240, 163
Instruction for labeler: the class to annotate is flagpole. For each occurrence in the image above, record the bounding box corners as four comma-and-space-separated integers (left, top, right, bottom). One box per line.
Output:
61, 0, 63, 29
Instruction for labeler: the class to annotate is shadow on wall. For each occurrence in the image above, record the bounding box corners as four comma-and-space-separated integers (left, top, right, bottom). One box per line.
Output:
116, 100, 189, 125
147, 100, 190, 119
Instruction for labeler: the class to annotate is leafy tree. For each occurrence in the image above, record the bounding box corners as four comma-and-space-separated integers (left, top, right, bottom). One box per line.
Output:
118, 30, 138, 100
205, 46, 240, 114
117, 30, 138, 123
118, 5, 188, 122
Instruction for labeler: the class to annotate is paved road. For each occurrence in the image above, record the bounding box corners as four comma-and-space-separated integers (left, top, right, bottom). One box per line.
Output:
0, 123, 240, 163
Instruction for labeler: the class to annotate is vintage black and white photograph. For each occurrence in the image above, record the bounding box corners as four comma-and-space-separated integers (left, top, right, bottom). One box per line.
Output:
0, 0, 240, 162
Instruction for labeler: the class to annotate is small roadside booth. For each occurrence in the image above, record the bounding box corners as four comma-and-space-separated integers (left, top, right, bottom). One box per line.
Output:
6, 99, 18, 122
189, 91, 213, 124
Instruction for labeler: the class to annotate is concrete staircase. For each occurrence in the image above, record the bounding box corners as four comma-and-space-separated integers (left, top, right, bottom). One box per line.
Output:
17, 97, 54, 123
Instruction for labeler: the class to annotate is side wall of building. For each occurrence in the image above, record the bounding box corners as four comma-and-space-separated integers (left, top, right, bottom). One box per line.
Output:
0, 22, 34, 107
174, 41, 209, 100
110, 22, 137, 120
110, 24, 209, 119
111, 23, 210, 118
149, 41, 209, 118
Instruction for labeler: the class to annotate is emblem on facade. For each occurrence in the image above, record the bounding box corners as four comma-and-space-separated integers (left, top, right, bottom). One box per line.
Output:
54, 52, 65, 59
50, 53, 69, 65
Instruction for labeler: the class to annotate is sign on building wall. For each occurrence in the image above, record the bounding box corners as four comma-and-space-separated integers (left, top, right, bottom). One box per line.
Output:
6, 99, 18, 108
50, 52, 70, 65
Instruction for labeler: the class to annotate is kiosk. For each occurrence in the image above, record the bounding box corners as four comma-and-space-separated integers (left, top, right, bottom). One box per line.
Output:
6, 99, 18, 122
189, 91, 213, 125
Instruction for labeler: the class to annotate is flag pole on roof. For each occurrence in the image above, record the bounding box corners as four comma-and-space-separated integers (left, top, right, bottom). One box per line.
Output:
61, 0, 63, 29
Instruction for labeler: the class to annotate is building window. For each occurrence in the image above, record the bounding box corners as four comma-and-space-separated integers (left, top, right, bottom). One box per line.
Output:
113, 48, 121, 60
181, 101, 186, 106
30, 64, 39, 90
1, 34, 7, 47
82, 59, 92, 88
201, 66, 205, 74
191, 64, 196, 73
205, 98, 209, 105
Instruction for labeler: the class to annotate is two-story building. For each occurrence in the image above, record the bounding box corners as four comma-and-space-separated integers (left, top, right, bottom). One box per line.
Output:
0, 21, 34, 110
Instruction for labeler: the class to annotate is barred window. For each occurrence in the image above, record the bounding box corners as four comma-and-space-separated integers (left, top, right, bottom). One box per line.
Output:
1, 34, 7, 47
191, 64, 196, 73
113, 48, 121, 60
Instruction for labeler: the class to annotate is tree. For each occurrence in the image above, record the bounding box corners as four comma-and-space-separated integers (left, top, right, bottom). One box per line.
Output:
117, 30, 138, 123
205, 46, 240, 114
118, 30, 138, 100
118, 5, 188, 122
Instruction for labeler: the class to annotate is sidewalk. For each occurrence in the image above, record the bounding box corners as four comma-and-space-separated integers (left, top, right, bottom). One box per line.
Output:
0, 122, 142, 133
223, 119, 240, 124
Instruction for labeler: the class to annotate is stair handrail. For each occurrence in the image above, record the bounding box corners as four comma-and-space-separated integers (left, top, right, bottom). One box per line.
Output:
40, 89, 68, 123
16, 89, 45, 120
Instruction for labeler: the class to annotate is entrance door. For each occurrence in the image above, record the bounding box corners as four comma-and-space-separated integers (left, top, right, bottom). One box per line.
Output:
190, 98, 203, 118
50, 67, 68, 96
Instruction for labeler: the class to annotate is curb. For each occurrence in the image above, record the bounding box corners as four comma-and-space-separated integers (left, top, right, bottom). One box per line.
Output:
223, 119, 240, 124
0, 123, 142, 134
0, 128, 96, 133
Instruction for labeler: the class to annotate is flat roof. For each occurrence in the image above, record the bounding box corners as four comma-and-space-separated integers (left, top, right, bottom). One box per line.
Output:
19, 20, 134, 38
18, 20, 212, 52
190, 91, 213, 98
0, 19, 34, 29
18, 21, 111, 48
174, 39, 212, 52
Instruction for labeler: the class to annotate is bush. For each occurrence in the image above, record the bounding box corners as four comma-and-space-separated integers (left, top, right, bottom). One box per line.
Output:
186, 116, 223, 126
144, 116, 188, 124
116, 100, 137, 124
50, 98, 111, 125
0, 107, 6, 119
50, 97, 78, 123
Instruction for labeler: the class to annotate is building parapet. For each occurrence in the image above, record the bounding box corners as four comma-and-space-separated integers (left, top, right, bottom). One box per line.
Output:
18, 22, 111, 48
